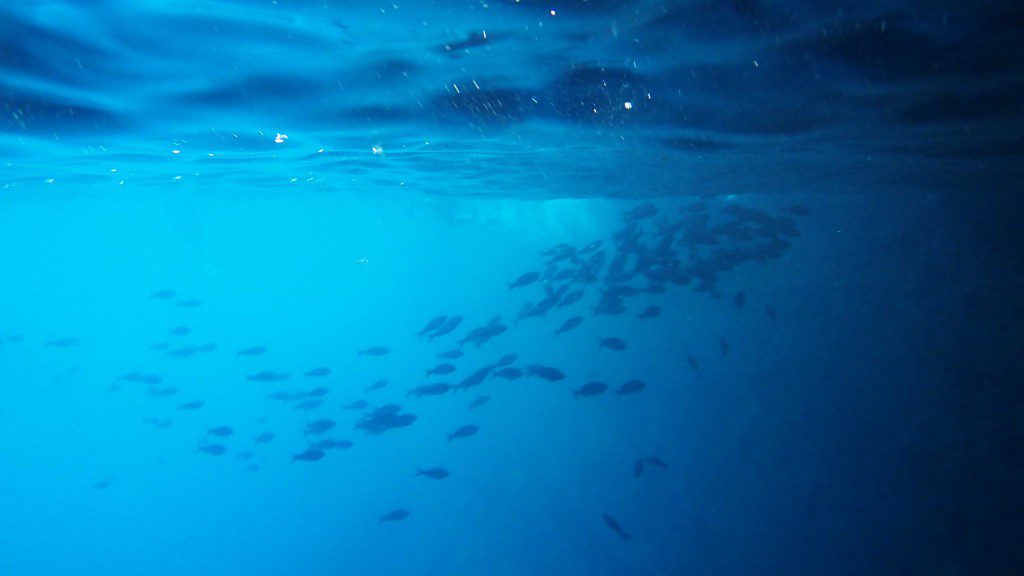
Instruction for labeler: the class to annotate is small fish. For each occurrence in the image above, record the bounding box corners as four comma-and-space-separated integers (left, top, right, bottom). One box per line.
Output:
438, 349, 463, 360
292, 448, 325, 463
358, 346, 390, 357
686, 355, 699, 371
46, 337, 80, 348
208, 426, 233, 437
379, 509, 410, 523
293, 398, 324, 411
633, 459, 645, 478
616, 380, 645, 396
417, 315, 448, 337
344, 400, 370, 410
310, 438, 353, 450
492, 367, 523, 380
599, 337, 627, 351
365, 379, 388, 393
305, 367, 331, 377
574, 382, 607, 398
247, 371, 290, 382
719, 338, 729, 356
507, 271, 540, 290
409, 383, 452, 398
177, 400, 204, 410
169, 326, 191, 336
555, 316, 583, 336
254, 432, 275, 444
416, 467, 450, 479
637, 306, 661, 320
148, 386, 179, 397
527, 365, 566, 382
151, 289, 176, 300
492, 354, 518, 368
558, 290, 585, 308
266, 391, 292, 401
93, 478, 114, 490
454, 367, 491, 392
237, 346, 267, 356
643, 456, 668, 469
198, 443, 227, 456
302, 387, 329, 398
601, 513, 631, 542
468, 395, 491, 409
447, 424, 479, 442
305, 419, 336, 435
426, 363, 456, 377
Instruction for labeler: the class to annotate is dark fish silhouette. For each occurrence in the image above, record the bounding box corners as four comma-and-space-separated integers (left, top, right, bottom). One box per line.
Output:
558, 290, 584, 308
151, 289, 176, 300
237, 346, 267, 356
305, 419, 336, 435
555, 316, 583, 336
208, 426, 233, 437
144, 417, 173, 429
599, 337, 627, 350
167, 346, 196, 357
198, 443, 227, 456
447, 424, 479, 442
309, 438, 353, 450
409, 383, 452, 398
602, 514, 631, 542
418, 315, 448, 337
292, 448, 325, 462
719, 338, 729, 356
416, 467, 449, 479
637, 306, 661, 319
493, 354, 518, 368
365, 379, 388, 393
616, 380, 646, 396
344, 400, 370, 410
733, 291, 746, 310
93, 477, 114, 490
379, 509, 410, 523
527, 365, 566, 381
454, 367, 491, 392
118, 372, 162, 385
293, 398, 323, 411
686, 355, 699, 371
574, 382, 607, 398
266, 391, 292, 401
438, 349, 463, 360
633, 458, 645, 478
305, 367, 331, 377
169, 326, 191, 336
426, 363, 456, 376
469, 395, 491, 409
302, 387, 329, 398
492, 367, 523, 380
644, 456, 668, 469
46, 337, 80, 348
254, 432, 275, 444
148, 386, 178, 398
358, 346, 390, 357
177, 400, 204, 410
247, 371, 290, 382
507, 271, 540, 290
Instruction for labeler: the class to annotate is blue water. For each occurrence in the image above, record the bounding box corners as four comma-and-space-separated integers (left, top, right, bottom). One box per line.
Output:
2, 2, 1022, 575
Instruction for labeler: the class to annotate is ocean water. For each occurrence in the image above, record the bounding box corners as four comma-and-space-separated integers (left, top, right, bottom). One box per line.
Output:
1, 2, 1022, 575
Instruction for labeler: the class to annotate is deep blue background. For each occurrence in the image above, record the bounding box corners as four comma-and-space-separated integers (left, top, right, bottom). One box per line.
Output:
1, 1, 1022, 575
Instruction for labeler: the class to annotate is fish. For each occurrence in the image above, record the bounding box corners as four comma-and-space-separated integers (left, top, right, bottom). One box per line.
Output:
633, 459, 645, 478
527, 365, 566, 381
426, 363, 457, 376
301, 387, 329, 398
309, 438, 353, 450
305, 419, 337, 435
293, 398, 324, 411
92, 478, 114, 490
599, 337, 628, 350
469, 395, 491, 409
447, 424, 479, 442
266, 391, 292, 401
601, 514, 631, 542
151, 289, 176, 300
616, 380, 646, 396
507, 271, 540, 290
574, 382, 607, 398
144, 417, 173, 429
418, 315, 448, 337
492, 354, 518, 368
644, 456, 668, 469
409, 383, 452, 398
169, 326, 191, 336
198, 443, 227, 456
305, 367, 331, 377
358, 346, 390, 357
46, 337, 80, 348
438, 349, 463, 360
379, 509, 410, 523
365, 379, 388, 393
554, 316, 583, 336
637, 305, 661, 319
719, 338, 729, 356
429, 316, 463, 342
177, 400, 204, 410
416, 467, 450, 479
254, 432, 275, 444
492, 367, 523, 380
237, 346, 267, 356
454, 367, 491, 392
686, 355, 699, 371
148, 386, 179, 397
208, 426, 233, 437
558, 290, 584, 308
118, 372, 162, 385
247, 371, 290, 382
292, 448, 325, 463
344, 400, 370, 410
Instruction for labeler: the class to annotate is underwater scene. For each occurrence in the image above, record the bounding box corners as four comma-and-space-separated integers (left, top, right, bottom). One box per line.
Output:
1, 1, 1022, 575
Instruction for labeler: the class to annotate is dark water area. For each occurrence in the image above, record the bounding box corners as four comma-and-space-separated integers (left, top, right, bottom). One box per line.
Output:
1, 2, 1022, 575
